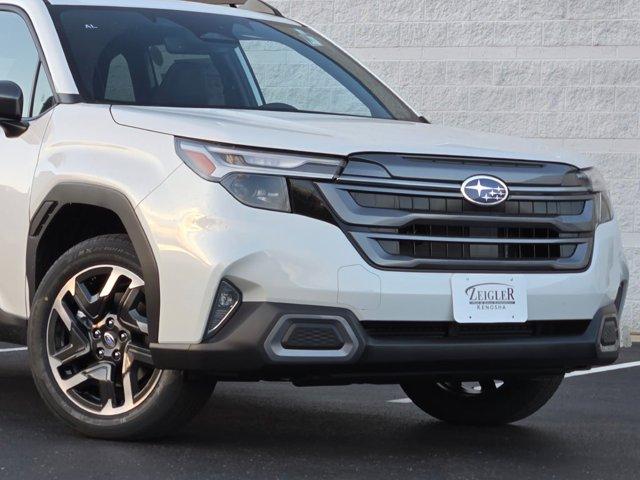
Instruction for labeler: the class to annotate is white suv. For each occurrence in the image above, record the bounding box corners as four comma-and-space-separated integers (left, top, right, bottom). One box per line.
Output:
0, 0, 629, 439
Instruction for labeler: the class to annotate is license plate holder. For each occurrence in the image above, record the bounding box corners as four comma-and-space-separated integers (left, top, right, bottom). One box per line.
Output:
451, 274, 528, 324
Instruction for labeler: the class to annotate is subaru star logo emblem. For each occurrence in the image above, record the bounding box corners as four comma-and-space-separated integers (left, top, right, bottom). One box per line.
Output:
103, 332, 117, 349
461, 175, 509, 206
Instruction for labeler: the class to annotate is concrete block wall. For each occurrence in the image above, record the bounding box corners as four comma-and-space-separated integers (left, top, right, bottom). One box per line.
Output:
269, 0, 640, 341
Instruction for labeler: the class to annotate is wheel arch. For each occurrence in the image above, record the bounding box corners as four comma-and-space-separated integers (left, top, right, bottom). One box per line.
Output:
28, 183, 161, 343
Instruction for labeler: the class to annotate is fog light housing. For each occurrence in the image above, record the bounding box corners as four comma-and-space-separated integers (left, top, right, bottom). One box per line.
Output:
206, 280, 241, 338
600, 317, 619, 347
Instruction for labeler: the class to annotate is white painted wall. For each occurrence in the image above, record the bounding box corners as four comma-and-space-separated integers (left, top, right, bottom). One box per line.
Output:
271, 0, 640, 339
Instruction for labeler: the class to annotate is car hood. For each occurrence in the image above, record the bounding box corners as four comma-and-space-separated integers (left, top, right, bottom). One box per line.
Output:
111, 106, 590, 168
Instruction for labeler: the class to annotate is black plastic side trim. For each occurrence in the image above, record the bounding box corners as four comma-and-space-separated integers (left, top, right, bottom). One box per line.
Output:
0, 309, 27, 345
615, 281, 627, 312
27, 183, 161, 342
29, 201, 57, 237
57, 93, 82, 104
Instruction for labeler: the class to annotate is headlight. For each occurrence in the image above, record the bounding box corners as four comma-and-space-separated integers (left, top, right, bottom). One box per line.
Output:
577, 167, 614, 224
222, 173, 291, 212
175, 139, 344, 212
175, 139, 344, 180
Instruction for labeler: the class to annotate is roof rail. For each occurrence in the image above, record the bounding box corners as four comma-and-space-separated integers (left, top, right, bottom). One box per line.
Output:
185, 0, 284, 17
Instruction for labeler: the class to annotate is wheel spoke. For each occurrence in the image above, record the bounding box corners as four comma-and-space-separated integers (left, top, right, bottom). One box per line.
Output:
122, 357, 137, 408
52, 298, 75, 331
98, 375, 117, 411
60, 372, 89, 391
99, 268, 124, 298
126, 344, 154, 366
118, 285, 149, 334
121, 344, 154, 407
74, 279, 108, 320
60, 362, 113, 392
51, 321, 91, 366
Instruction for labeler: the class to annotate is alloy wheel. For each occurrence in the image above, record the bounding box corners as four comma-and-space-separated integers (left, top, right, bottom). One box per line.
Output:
46, 265, 161, 416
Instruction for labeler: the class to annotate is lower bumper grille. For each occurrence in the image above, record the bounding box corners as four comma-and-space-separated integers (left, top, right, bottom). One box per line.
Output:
362, 321, 591, 340
282, 324, 345, 350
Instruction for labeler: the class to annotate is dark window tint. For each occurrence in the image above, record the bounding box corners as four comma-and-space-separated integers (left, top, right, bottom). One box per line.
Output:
0, 12, 39, 117
32, 64, 55, 116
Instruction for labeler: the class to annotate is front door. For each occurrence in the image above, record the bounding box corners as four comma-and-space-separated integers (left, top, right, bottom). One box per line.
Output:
0, 10, 55, 334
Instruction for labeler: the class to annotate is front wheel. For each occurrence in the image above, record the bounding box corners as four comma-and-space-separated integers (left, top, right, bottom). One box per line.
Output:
29, 234, 214, 439
402, 375, 564, 426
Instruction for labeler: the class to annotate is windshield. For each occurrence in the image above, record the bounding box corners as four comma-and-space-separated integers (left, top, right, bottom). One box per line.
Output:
49, 6, 419, 121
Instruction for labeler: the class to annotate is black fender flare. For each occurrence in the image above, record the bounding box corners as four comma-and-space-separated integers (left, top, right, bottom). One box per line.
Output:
27, 183, 161, 343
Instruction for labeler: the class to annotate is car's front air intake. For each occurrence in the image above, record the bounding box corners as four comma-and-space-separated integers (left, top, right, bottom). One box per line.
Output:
316, 153, 597, 272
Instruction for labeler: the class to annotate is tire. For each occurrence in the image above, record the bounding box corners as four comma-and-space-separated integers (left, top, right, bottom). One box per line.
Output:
29, 234, 215, 440
402, 375, 564, 426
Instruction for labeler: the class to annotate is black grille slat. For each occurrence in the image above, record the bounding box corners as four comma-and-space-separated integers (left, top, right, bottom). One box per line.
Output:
401, 224, 564, 239
378, 240, 577, 261
376, 224, 581, 262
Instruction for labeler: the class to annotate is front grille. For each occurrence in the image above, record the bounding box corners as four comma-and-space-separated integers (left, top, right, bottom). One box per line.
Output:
316, 153, 597, 272
351, 191, 586, 217
362, 321, 591, 340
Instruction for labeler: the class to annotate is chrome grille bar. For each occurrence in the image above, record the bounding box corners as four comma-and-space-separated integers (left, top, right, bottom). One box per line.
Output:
358, 232, 592, 245
337, 175, 592, 195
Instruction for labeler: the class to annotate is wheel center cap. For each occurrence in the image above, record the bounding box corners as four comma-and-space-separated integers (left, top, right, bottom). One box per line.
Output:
103, 332, 117, 349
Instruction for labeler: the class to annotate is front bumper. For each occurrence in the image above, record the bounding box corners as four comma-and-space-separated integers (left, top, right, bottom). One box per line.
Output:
151, 301, 622, 382
138, 166, 629, 346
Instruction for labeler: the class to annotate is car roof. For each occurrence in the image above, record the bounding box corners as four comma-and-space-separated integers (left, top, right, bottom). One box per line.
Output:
44, 0, 298, 25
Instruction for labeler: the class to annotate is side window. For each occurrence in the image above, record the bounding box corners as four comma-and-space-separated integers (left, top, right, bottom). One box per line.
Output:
240, 40, 372, 117
0, 12, 39, 117
32, 64, 55, 116
104, 54, 135, 102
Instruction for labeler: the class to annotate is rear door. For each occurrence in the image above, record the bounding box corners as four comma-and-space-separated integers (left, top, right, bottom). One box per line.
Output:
0, 9, 56, 330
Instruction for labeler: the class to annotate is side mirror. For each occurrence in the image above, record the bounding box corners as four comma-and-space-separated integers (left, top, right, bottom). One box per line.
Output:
0, 81, 29, 138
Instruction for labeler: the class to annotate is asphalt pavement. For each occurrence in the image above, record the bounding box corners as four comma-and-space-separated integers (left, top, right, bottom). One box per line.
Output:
1, 343, 639, 480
